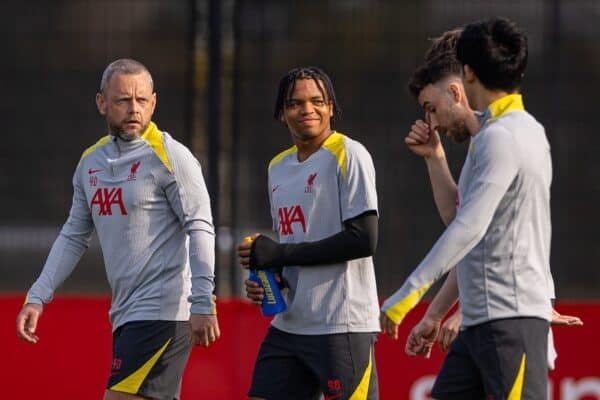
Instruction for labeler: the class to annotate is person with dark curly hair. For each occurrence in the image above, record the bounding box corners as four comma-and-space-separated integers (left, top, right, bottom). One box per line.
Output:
238, 66, 380, 400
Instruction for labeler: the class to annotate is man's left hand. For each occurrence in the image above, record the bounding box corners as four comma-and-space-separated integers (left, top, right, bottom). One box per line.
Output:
437, 310, 462, 351
190, 314, 220, 347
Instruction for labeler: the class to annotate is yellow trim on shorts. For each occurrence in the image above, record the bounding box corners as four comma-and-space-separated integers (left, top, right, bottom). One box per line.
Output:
349, 347, 373, 400
79, 135, 111, 162
142, 122, 173, 172
508, 353, 526, 400
110, 338, 172, 394
322, 131, 347, 179
385, 282, 433, 325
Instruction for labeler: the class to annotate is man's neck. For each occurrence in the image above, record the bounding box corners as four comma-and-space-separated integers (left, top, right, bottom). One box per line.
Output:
293, 129, 332, 162
465, 111, 480, 137
470, 86, 510, 112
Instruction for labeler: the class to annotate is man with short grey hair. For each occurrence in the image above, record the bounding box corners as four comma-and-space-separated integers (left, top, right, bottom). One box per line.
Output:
16, 58, 219, 400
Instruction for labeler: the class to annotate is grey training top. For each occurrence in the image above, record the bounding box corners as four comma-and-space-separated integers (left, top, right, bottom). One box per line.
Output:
27, 122, 216, 331
268, 132, 380, 335
382, 94, 553, 326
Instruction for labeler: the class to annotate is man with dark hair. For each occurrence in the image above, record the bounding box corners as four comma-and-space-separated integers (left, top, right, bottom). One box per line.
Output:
237, 66, 380, 400
400, 28, 476, 355
392, 22, 581, 364
381, 18, 559, 399
424, 28, 464, 63
457, 18, 528, 94
16, 58, 219, 400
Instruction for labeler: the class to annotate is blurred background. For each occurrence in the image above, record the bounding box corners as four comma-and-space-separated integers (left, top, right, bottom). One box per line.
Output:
2, 1, 599, 399
2, 0, 598, 300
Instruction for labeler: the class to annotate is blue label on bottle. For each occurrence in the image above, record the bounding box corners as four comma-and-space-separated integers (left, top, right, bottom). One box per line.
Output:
249, 269, 287, 316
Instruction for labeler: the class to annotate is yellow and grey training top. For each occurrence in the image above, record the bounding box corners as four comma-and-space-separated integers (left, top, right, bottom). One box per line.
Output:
26, 122, 216, 331
382, 94, 553, 327
268, 131, 380, 335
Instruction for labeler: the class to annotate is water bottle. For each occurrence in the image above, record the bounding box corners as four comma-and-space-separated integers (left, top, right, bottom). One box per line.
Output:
245, 237, 287, 316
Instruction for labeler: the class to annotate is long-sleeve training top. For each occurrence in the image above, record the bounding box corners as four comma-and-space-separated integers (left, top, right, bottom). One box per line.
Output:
26, 122, 216, 331
382, 94, 553, 327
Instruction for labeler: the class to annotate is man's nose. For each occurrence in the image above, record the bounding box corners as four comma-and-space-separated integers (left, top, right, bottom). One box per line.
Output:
129, 99, 141, 114
300, 102, 314, 114
425, 111, 438, 131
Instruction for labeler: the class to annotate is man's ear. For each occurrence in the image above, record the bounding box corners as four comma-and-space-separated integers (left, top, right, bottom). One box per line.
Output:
96, 92, 106, 116
448, 82, 462, 103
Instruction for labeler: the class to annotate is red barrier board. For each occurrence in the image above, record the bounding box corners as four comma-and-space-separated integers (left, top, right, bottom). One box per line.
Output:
2, 296, 598, 399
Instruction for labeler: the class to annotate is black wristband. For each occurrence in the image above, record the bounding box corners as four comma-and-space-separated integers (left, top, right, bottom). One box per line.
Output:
250, 235, 285, 269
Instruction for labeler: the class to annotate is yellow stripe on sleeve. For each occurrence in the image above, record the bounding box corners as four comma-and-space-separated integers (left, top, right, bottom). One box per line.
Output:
142, 122, 173, 172
110, 338, 172, 394
79, 135, 111, 163
385, 282, 433, 324
322, 131, 347, 178
268, 145, 298, 170
349, 347, 374, 400
508, 353, 526, 400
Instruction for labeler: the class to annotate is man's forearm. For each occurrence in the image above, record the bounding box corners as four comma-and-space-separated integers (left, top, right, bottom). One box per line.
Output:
250, 211, 378, 269
188, 229, 217, 314
27, 232, 89, 304
425, 267, 459, 322
425, 153, 458, 226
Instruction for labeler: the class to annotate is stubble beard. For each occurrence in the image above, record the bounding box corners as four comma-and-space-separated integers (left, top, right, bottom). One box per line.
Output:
109, 121, 147, 141
446, 105, 470, 144
448, 120, 470, 143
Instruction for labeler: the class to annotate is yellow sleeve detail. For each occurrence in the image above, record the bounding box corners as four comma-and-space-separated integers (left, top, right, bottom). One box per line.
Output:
322, 131, 347, 178
79, 135, 111, 162
141, 122, 173, 172
269, 145, 298, 170
385, 282, 433, 324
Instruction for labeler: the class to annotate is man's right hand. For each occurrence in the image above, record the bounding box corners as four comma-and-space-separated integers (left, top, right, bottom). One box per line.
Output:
380, 311, 399, 340
16, 303, 43, 344
405, 119, 444, 159
551, 308, 583, 326
405, 315, 440, 358
245, 279, 264, 305
237, 234, 261, 269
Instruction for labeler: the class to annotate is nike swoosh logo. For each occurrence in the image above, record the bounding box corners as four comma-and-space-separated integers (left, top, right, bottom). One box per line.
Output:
272, 185, 280, 192
88, 168, 102, 174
